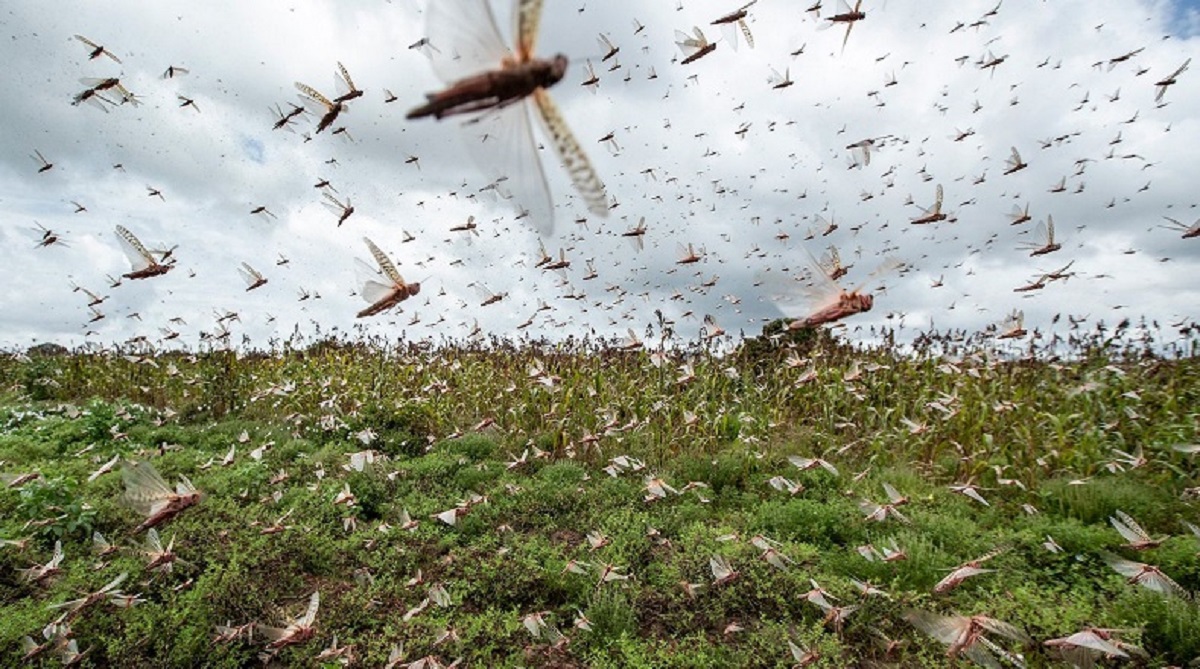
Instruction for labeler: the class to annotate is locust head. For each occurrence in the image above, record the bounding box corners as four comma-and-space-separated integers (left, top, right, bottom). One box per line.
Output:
549, 54, 569, 85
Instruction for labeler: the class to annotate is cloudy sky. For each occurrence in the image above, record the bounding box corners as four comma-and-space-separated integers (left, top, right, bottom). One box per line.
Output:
1, 0, 1198, 352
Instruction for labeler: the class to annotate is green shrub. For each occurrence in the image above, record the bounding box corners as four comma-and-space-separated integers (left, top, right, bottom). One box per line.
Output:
15, 476, 96, 542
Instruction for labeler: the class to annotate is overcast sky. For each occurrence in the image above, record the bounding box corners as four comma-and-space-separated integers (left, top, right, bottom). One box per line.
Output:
1, 0, 1198, 352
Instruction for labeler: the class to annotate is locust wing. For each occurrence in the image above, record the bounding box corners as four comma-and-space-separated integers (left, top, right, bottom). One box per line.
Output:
355, 259, 398, 306
516, 0, 545, 60
458, 100, 556, 234
532, 89, 610, 219
759, 247, 845, 319
335, 62, 358, 99
714, 5, 755, 52
363, 237, 404, 285
927, 184, 944, 215
295, 82, 335, 114
426, 0, 512, 84
904, 610, 967, 646
1048, 630, 1128, 660
121, 460, 176, 516
299, 591, 320, 628
1110, 510, 1151, 543
114, 226, 156, 272
238, 262, 267, 289
676, 27, 713, 63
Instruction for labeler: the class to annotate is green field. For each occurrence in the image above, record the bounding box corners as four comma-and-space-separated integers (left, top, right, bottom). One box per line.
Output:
2, 328, 1198, 667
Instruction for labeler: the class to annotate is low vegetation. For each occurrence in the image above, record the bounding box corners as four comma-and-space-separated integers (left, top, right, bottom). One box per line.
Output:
1, 325, 1197, 667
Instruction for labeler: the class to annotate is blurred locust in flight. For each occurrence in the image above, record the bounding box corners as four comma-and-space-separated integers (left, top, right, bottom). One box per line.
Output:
406, 0, 608, 235
824, 0, 866, 52
765, 251, 899, 329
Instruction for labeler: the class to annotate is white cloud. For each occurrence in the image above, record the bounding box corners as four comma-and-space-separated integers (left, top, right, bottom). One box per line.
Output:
0, 0, 1197, 352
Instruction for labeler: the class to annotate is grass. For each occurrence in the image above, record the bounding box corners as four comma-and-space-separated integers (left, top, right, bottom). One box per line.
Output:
1, 326, 1198, 667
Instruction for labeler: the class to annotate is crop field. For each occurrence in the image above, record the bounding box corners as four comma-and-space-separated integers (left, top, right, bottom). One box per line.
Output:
1, 327, 1199, 667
